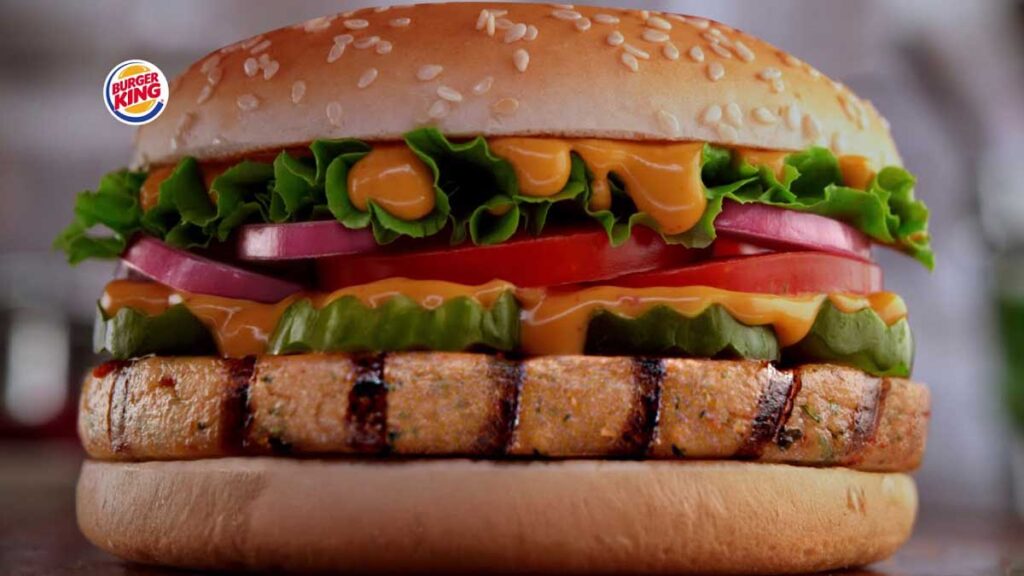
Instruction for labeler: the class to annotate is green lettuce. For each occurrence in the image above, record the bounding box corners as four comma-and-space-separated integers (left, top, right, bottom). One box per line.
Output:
56, 130, 933, 268
94, 304, 216, 360
269, 290, 519, 354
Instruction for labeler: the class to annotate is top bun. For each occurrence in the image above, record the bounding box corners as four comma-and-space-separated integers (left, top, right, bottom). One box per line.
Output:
135, 2, 901, 168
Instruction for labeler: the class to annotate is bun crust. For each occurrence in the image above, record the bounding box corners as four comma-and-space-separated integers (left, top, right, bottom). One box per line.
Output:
78, 458, 917, 574
136, 3, 901, 168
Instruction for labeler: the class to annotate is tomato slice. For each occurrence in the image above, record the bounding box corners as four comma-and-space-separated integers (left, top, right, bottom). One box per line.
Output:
607, 252, 883, 295
711, 236, 775, 258
317, 227, 696, 289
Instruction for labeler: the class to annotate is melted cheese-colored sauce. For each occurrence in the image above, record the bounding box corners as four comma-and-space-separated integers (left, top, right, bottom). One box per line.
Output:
346, 145, 436, 220
734, 147, 790, 181
102, 280, 905, 358
839, 155, 876, 190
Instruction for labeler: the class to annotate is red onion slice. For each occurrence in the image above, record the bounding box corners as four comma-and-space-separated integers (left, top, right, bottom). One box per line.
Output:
715, 202, 872, 261
237, 221, 379, 261
122, 236, 302, 302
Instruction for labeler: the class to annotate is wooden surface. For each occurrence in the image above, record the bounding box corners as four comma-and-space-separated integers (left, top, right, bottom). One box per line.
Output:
1, 441, 1022, 576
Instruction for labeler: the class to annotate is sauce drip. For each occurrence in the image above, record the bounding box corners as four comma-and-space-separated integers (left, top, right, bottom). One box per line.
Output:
734, 147, 790, 181
839, 155, 876, 190
489, 138, 573, 197
346, 145, 436, 220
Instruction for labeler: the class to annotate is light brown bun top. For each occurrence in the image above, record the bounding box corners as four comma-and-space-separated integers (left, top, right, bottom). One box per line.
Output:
135, 2, 902, 169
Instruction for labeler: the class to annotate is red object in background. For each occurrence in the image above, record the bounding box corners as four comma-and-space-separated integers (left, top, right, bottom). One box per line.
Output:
317, 226, 697, 288
607, 252, 884, 295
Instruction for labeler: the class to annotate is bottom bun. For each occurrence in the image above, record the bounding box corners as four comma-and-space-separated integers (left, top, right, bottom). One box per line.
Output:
77, 458, 917, 574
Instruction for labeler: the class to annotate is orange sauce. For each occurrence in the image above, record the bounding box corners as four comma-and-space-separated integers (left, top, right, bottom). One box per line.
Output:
346, 145, 435, 220
734, 147, 790, 181
489, 138, 574, 197
839, 155, 875, 190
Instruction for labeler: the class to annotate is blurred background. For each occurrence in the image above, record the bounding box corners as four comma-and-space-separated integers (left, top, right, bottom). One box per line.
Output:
1, 0, 1023, 538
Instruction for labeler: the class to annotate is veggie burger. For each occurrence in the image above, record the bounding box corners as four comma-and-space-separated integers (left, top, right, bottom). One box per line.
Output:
63, 3, 932, 574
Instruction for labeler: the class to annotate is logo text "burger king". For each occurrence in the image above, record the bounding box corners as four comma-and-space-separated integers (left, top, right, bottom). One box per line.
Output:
103, 60, 168, 126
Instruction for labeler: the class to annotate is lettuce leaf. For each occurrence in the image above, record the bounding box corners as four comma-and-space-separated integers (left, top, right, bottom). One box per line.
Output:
56, 132, 933, 269
269, 290, 520, 353
94, 304, 216, 359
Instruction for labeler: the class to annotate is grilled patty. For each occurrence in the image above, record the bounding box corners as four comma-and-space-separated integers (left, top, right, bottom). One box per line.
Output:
79, 353, 929, 471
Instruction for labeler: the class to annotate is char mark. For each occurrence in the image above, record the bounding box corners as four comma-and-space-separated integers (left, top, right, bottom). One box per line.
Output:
222, 356, 255, 454
844, 377, 891, 464
477, 356, 524, 456
737, 363, 797, 458
108, 360, 134, 455
347, 353, 389, 454
620, 357, 664, 457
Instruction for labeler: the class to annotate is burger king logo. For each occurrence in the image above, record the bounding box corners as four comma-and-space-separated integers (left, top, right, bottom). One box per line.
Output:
103, 60, 168, 125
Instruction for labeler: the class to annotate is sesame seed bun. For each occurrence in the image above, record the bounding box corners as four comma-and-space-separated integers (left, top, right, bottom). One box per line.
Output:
135, 2, 901, 169
78, 458, 917, 574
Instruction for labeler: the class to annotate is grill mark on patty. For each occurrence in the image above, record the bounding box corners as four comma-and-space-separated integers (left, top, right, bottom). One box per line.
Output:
347, 353, 389, 454
221, 356, 255, 454
477, 356, 524, 455
107, 360, 134, 455
620, 357, 665, 456
843, 376, 891, 464
735, 363, 796, 458
769, 366, 805, 452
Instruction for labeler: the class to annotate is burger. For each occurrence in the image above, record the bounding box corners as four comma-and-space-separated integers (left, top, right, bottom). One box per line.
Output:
59, 3, 932, 574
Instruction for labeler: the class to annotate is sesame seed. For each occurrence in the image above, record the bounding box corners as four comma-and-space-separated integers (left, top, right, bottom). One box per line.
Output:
831, 132, 846, 153
525, 25, 539, 41
342, 10, 357, 17
492, 97, 520, 116
733, 40, 755, 62
240, 35, 264, 50
357, 68, 379, 88
344, 19, 369, 30
687, 18, 711, 30
489, 9, 508, 17
355, 36, 380, 49
808, 67, 821, 79
335, 34, 355, 45
476, 9, 490, 30
437, 85, 463, 102
262, 60, 280, 80
206, 67, 223, 85
607, 31, 624, 46
376, 41, 392, 55
701, 104, 722, 125
657, 109, 680, 136
302, 15, 333, 32
236, 94, 259, 111
505, 22, 528, 43
575, 17, 591, 31
250, 39, 272, 54
785, 104, 801, 130
200, 55, 221, 74
640, 10, 650, 19
513, 48, 530, 72
327, 42, 346, 63
196, 84, 213, 105
717, 123, 739, 142
495, 18, 514, 30
390, 17, 411, 27
620, 52, 639, 72
725, 102, 743, 127
688, 45, 705, 63
663, 42, 679, 60
707, 27, 725, 38
643, 29, 669, 43
709, 43, 732, 59
707, 62, 725, 81
243, 57, 259, 77
758, 68, 782, 80
753, 107, 778, 125
428, 99, 450, 119
417, 64, 443, 81
646, 16, 672, 30
771, 78, 785, 93
326, 101, 343, 126
782, 53, 802, 67
594, 13, 619, 24
802, 114, 821, 139
551, 3, 574, 9
291, 80, 306, 104
486, 14, 496, 36
667, 14, 687, 23
472, 76, 494, 95
552, 9, 582, 20
374, 5, 390, 12
623, 43, 650, 59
